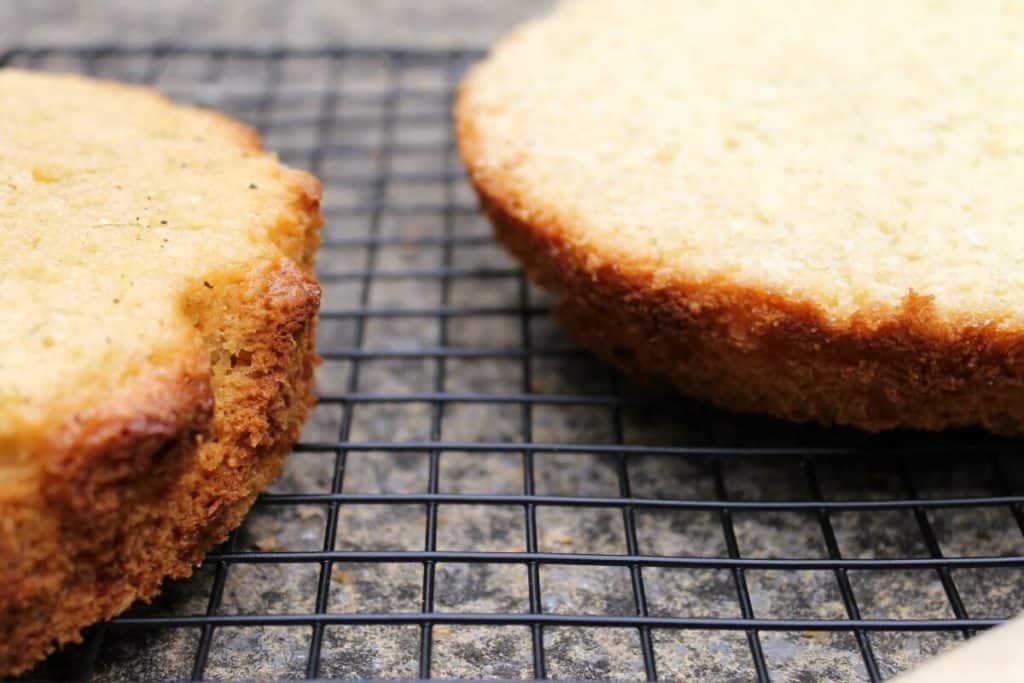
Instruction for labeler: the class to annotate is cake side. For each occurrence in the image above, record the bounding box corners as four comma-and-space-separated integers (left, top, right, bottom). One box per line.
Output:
0, 258, 320, 675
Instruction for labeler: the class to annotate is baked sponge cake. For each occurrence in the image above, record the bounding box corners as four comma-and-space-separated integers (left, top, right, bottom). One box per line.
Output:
457, 0, 1024, 434
0, 70, 321, 674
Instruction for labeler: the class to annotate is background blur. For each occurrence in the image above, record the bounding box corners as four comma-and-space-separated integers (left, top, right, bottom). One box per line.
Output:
0, 1, 553, 49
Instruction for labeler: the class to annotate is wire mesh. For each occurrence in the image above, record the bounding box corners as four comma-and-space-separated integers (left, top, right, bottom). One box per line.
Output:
7, 46, 1024, 683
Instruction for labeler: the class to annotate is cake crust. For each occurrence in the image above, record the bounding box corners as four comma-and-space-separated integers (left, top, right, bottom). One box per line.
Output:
0, 71, 322, 675
466, 175, 1024, 434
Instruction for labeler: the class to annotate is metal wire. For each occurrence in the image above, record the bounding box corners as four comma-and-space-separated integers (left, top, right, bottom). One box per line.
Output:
7, 46, 1024, 683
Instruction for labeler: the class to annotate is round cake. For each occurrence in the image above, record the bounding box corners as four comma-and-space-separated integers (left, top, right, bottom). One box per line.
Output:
456, 0, 1024, 433
0, 70, 322, 674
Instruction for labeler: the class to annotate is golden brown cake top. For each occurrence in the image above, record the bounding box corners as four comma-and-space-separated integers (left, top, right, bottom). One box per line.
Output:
0, 69, 319, 481
458, 0, 1024, 327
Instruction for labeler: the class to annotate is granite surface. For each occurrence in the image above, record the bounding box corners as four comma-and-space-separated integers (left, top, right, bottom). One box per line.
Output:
6, 2, 1024, 681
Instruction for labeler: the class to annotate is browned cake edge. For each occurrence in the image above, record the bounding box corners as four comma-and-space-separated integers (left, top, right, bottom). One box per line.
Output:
455, 85, 1024, 435
0, 100, 323, 676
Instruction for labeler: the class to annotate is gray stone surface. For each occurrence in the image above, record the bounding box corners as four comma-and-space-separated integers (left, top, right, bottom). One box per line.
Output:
6, 3, 1024, 681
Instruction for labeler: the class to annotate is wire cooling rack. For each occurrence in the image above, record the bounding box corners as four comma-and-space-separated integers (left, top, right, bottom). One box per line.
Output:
7, 46, 1024, 683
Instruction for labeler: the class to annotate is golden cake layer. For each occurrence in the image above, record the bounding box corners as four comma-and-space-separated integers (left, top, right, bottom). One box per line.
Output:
0, 69, 322, 674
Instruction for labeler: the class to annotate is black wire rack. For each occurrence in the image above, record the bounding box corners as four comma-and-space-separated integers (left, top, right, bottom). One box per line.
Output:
8, 46, 1024, 683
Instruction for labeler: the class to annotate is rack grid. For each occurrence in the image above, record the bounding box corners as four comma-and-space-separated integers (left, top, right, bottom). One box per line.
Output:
7, 46, 1024, 682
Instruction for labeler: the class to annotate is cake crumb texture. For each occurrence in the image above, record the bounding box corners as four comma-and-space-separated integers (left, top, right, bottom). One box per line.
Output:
0, 69, 322, 675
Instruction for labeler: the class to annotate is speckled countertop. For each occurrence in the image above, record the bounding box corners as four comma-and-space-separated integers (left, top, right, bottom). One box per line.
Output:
7, 3, 1024, 682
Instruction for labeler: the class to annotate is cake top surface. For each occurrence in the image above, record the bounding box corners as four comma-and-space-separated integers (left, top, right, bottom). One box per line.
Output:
0, 69, 317, 470
458, 0, 1024, 327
